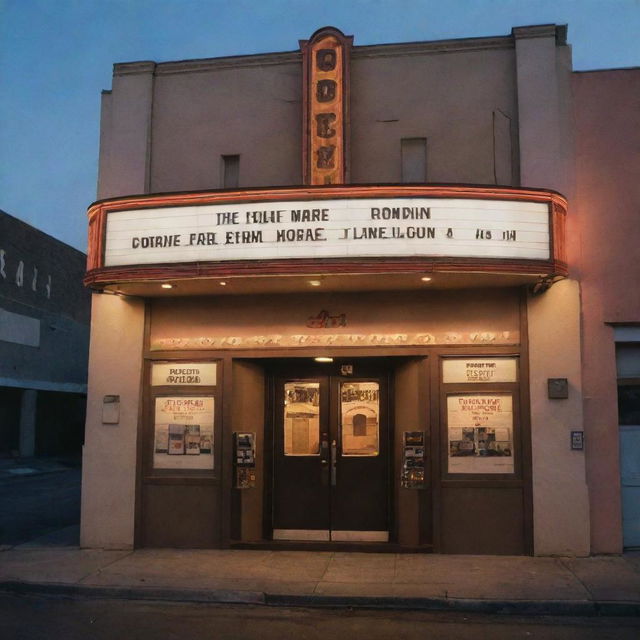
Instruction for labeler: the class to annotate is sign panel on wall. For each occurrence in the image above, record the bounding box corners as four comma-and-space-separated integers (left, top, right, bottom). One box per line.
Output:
153, 396, 214, 470
447, 394, 514, 474
442, 358, 518, 383
151, 363, 217, 386
104, 197, 550, 267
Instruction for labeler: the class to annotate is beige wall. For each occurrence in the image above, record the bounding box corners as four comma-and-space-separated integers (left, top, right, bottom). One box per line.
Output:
103, 36, 524, 196
149, 289, 521, 349
150, 59, 302, 192
528, 279, 590, 556
97, 64, 154, 200
80, 293, 145, 549
350, 45, 517, 185
514, 25, 572, 195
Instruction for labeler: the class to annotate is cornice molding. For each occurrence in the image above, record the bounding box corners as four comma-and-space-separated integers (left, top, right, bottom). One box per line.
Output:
114, 51, 301, 77
113, 61, 156, 76
352, 36, 513, 60
111, 24, 568, 79
512, 24, 567, 45
111, 33, 523, 78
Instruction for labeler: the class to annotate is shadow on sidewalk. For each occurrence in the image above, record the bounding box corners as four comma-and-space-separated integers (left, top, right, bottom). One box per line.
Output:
15, 525, 80, 549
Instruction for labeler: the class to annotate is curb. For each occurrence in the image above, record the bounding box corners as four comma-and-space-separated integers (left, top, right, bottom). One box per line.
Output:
266, 594, 640, 616
0, 581, 265, 605
2, 581, 639, 616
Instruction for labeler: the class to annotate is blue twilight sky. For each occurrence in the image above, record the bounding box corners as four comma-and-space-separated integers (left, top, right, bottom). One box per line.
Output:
1, 0, 638, 251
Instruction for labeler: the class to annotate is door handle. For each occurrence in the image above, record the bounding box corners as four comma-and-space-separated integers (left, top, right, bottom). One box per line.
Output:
320, 439, 330, 486
331, 439, 337, 486
320, 439, 329, 465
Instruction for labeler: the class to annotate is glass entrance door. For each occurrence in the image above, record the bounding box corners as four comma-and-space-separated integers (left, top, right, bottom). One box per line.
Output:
272, 372, 389, 542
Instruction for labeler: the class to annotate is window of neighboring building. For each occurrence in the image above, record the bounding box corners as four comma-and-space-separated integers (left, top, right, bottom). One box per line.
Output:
221, 155, 240, 188
616, 335, 640, 549
617, 344, 640, 425
401, 138, 427, 183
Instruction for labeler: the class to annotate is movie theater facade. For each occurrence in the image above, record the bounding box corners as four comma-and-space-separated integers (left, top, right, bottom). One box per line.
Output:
81, 26, 592, 556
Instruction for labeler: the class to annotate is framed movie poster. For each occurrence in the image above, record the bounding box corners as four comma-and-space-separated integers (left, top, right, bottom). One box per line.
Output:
153, 396, 214, 470
447, 394, 514, 474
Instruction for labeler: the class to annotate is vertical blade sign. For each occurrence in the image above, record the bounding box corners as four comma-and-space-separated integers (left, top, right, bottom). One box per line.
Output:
301, 27, 352, 185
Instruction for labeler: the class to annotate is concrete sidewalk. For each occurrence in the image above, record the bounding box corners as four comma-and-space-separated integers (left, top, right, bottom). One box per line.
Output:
1, 534, 639, 616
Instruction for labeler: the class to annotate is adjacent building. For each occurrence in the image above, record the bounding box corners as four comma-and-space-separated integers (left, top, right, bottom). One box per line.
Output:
571, 68, 640, 551
80, 25, 640, 555
0, 210, 90, 458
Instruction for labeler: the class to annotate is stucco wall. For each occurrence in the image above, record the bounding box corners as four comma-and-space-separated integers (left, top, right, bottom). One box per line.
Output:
150, 58, 303, 192
528, 279, 590, 556
571, 68, 640, 553
514, 26, 572, 195
350, 45, 517, 185
101, 39, 522, 198
80, 293, 145, 549
97, 65, 155, 199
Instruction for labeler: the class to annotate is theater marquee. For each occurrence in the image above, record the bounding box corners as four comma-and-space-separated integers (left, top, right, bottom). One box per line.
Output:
85, 185, 567, 287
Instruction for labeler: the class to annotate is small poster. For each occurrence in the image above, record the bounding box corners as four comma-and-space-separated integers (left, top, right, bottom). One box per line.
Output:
442, 358, 517, 384
151, 363, 216, 386
447, 394, 514, 474
154, 396, 214, 469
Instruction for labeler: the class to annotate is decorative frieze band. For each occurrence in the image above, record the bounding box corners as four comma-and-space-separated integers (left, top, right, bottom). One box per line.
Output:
151, 330, 516, 351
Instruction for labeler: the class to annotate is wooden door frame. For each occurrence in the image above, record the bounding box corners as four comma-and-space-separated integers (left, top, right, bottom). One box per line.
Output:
262, 357, 394, 545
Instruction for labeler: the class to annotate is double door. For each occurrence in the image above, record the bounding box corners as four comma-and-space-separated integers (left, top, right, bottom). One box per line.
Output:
272, 370, 389, 542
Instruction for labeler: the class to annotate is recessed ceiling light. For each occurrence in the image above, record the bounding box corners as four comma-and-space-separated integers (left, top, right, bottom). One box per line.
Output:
420, 276, 432, 282
308, 280, 321, 287
314, 357, 333, 363
219, 281, 227, 286
161, 283, 174, 289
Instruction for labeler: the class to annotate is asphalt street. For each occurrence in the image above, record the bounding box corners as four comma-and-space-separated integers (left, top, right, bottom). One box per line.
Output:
1, 595, 639, 640
0, 468, 81, 547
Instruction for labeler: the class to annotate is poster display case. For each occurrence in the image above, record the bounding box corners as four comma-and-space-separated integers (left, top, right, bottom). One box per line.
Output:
401, 431, 426, 488
153, 396, 215, 470
447, 393, 514, 474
